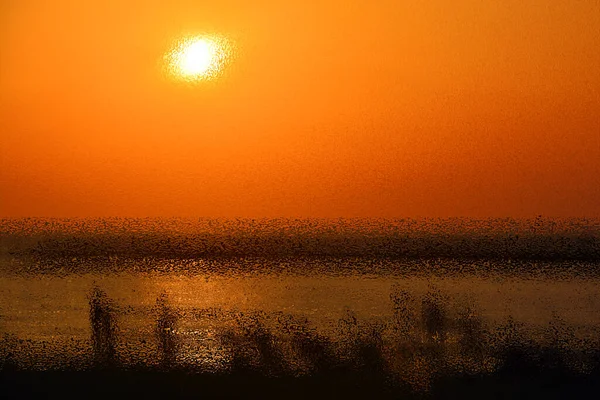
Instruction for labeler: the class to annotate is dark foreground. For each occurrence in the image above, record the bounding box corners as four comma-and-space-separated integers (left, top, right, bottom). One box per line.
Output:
3, 218, 600, 398
2, 361, 600, 400
3, 277, 600, 399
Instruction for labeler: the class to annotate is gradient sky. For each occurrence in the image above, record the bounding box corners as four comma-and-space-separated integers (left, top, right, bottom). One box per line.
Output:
1, 0, 599, 217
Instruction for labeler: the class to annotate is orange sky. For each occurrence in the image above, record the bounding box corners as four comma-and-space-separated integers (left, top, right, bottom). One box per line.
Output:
1, 0, 599, 218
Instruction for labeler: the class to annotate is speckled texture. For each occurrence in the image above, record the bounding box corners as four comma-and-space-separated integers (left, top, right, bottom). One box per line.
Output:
1, 218, 600, 398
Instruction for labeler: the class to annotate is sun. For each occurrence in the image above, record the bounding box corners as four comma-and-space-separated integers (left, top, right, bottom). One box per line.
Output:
166, 35, 230, 82
180, 39, 214, 76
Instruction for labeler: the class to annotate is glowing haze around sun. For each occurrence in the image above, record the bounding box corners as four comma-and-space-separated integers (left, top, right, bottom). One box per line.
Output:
166, 35, 231, 82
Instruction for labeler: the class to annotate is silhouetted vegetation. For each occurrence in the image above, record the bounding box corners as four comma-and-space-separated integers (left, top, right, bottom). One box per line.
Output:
155, 292, 179, 370
3, 283, 600, 399
89, 286, 118, 369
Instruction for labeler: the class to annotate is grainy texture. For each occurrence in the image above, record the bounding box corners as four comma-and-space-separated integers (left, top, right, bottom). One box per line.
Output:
1, 218, 600, 399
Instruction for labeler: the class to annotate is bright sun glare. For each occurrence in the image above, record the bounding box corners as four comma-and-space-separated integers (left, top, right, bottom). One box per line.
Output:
180, 40, 214, 75
167, 35, 230, 82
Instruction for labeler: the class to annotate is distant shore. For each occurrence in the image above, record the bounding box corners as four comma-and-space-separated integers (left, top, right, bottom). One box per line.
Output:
2, 217, 599, 262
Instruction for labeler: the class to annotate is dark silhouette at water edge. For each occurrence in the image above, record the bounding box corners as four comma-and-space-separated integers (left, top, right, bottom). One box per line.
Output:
2, 217, 600, 264
2, 284, 600, 399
